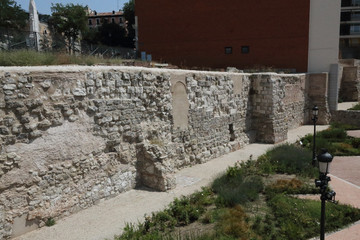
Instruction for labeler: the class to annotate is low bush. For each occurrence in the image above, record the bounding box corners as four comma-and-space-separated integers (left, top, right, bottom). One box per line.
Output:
212, 172, 264, 207
265, 178, 319, 196
258, 144, 316, 177
300, 124, 360, 156
215, 205, 253, 239
267, 194, 360, 240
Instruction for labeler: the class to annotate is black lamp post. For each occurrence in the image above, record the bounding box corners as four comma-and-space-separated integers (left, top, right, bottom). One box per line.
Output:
315, 149, 335, 240
312, 106, 319, 166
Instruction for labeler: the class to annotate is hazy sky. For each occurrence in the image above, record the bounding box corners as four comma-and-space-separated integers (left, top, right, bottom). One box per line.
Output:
15, 0, 127, 15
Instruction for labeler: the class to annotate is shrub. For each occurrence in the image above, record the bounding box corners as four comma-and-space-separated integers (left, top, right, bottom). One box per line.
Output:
212, 172, 264, 207
317, 127, 347, 140
216, 205, 252, 239
267, 194, 360, 240
45, 217, 56, 227
260, 144, 316, 177
265, 178, 319, 195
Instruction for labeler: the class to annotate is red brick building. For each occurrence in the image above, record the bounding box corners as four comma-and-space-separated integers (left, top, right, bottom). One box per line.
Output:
135, 0, 341, 73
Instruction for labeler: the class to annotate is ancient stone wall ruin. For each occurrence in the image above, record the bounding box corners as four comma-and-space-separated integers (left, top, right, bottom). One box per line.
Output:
0, 66, 314, 238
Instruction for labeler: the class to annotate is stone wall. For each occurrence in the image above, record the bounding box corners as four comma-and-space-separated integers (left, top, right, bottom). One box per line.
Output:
331, 110, 360, 127
339, 67, 360, 102
307, 73, 331, 124
0, 66, 311, 239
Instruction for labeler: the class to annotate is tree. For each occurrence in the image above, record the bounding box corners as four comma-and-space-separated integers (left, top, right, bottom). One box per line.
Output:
123, 0, 135, 48
50, 3, 87, 53
0, 0, 27, 29
98, 23, 127, 47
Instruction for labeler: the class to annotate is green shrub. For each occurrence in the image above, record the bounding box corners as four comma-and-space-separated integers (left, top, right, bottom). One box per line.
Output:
317, 127, 347, 140
45, 217, 56, 227
212, 172, 263, 207
267, 194, 360, 240
259, 144, 316, 177
350, 138, 360, 148
330, 122, 360, 130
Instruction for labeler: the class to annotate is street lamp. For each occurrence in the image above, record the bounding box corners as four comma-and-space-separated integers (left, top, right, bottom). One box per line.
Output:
312, 105, 319, 166
315, 149, 336, 240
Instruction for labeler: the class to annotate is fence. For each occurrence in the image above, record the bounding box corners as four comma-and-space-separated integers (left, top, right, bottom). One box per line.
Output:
0, 27, 136, 59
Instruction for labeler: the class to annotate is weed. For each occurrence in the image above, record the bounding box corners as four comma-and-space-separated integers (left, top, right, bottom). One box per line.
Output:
0, 50, 123, 66
216, 205, 253, 239
45, 217, 56, 227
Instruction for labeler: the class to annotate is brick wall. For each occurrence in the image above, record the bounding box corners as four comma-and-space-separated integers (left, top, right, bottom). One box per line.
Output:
136, 0, 310, 72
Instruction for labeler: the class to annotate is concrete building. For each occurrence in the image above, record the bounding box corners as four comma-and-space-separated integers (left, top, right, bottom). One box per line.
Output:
340, 0, 360, 59
135, 0, 341, 74
87, 9, 125, 28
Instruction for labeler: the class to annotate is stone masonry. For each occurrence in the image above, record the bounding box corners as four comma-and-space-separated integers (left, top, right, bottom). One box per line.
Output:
0, 66, 323, 239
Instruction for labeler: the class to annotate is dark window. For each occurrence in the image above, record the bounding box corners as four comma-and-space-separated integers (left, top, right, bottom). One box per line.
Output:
88, 19, 92, 25
225, 47, 232, 54
119, 17, 123, 23
241, 46, 250, 54
229, 124, 235, 141
96, 19, 100, 25
112, 18, 115, 23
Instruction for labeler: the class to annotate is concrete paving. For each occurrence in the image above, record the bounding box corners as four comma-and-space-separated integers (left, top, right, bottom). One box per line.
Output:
17, 124, 360, 240
337, 102, 359, 110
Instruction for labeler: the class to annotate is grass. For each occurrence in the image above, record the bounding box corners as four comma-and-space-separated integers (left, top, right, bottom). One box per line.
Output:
0, 49, 124, 66
300, 123, 360, 156
115, 143, 360, 240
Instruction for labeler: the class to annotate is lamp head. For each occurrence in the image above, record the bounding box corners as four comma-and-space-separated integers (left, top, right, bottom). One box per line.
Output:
317, 149, 333, 174
312, 105, 319, 117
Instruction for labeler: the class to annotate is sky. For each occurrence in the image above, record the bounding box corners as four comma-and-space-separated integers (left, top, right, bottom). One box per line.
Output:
15, 0, 127, 15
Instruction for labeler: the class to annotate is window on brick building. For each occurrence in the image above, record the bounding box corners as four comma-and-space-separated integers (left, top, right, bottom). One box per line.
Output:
88, 19, 92, 25
225, 47, 232, 54
241, 46, 250, 54
96, 19, 100, 25
112, 18, 115, 23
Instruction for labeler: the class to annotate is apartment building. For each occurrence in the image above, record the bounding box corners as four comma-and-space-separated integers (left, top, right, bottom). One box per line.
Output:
87, 9, 125, 28
340, 0, 360, 58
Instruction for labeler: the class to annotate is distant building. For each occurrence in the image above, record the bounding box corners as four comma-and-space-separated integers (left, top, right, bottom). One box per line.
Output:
87, 8, 125, 28
340, 0, 360, 58
135, 0, 341, 73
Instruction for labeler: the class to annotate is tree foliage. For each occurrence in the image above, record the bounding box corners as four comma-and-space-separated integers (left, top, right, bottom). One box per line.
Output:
123, 0, 135, 48
98, 23, 127, 46
50, 3, 87, 52
0, 0, 27, 29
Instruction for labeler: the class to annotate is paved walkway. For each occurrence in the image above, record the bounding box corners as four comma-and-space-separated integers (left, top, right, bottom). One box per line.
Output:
337, 102, 358, 110
13, 125, 360, 240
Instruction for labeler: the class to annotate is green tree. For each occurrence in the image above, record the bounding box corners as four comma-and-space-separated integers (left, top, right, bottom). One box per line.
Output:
123, 0, 135, 48
50, 3, 87, 53
98, 23, 126, 46
0, 0, 27, 29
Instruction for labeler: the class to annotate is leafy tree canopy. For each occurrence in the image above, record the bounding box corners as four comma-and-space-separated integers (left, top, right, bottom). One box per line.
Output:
123, 0, 135, 26
0, 0, 27, 29
123, 0, 135, 48
50, 3, 87, 40
98, 23, 126, 46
